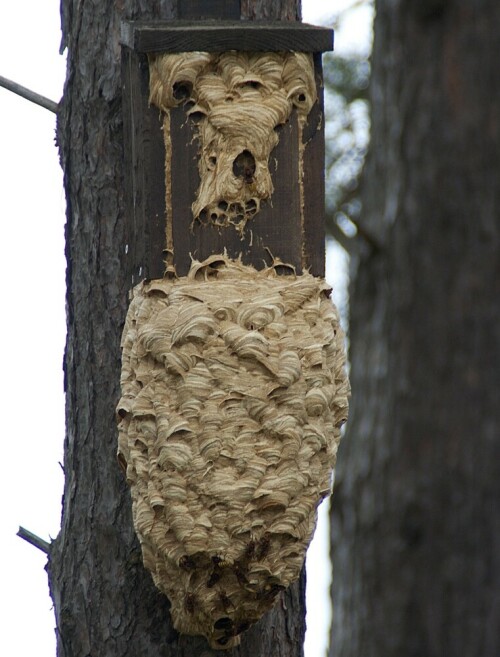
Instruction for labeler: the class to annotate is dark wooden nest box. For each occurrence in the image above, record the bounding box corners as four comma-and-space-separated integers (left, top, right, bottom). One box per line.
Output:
121, 20, 333, 284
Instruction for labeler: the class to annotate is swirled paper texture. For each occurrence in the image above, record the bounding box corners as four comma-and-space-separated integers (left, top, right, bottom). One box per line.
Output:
117, 256, 349, 648
149, 52, 316, 232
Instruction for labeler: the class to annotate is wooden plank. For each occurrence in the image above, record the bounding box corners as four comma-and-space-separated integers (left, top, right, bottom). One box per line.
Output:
247, 116, 302, 272
122, 47, 146, 288
143, 98, 167, 281
302, 54, 326, 277
122, 47, 167, 286
177, 0, 240, 20
121, 20, 333, 53
169, 104, 201, 277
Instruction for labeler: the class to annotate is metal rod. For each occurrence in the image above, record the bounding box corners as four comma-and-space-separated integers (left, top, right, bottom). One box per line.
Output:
17, 526, 50, 554
0, 74, 58, 114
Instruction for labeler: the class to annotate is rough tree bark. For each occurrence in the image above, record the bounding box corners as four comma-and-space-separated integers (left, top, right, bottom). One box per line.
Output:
330, 1, 500, 656
47, 1, 308, 656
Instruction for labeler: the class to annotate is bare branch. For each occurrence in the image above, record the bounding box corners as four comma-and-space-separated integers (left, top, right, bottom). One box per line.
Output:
326, 207, 383, 254
325, 213, 355, 254
0, 74, 58, 114
17, 526, 50, 554
348, 216, 382, 252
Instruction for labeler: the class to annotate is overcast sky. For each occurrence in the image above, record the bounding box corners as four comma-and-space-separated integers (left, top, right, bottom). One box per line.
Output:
0, 2, 371, 655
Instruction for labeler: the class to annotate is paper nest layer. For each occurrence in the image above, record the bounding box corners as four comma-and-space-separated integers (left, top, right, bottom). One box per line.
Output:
117, 255, 349, 649
149, 51, 316, 231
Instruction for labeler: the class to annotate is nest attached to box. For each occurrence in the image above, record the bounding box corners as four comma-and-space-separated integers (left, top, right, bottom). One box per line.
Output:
117, 255, 349, 649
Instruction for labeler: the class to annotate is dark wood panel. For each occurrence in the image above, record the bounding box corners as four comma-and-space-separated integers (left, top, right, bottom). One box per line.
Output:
122, 47, 167, 286
169, 104, 202, 277
121, 20, 334, 53
302, 53, 326, 277
177, 0, 241, 19
143, 101, 167, 281
245, 116, 302, 272
123, 43, 329, 281
122, 47, 145, 287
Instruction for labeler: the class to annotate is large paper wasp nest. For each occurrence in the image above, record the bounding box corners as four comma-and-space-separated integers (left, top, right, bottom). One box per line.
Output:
149, 51, 316, 232
117, 256, 349, 649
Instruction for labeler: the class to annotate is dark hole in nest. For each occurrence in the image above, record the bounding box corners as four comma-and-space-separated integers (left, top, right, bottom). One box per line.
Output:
245, 199, 257, 213
208, 259, 226, 270
244, 80, 262, 89
179, 555, 196, 571
173, 81, 192, 100
189, 110, 205, 123
198, 208, 208, 223
218, 200, 228, 210
273, 264, 296, 276
147, 289, 168, 299
207, 571, 221, 588
229, 202, 244, 214
233, 149, 256, 183
298, 93, 306, 102
117, 453, 127, 473
214, 617, 233, 630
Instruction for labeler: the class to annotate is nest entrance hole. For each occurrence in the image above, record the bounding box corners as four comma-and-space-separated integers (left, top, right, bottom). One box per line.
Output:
232, 149, 256, 183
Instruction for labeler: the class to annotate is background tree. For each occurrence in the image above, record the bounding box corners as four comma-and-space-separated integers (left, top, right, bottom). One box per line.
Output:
47, 1, 308, 655
324, 47, 370, 249
330, 1, 500, 656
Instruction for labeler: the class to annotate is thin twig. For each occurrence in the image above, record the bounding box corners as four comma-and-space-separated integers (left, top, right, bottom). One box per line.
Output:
0, 74, 58, 114
325, 215, 355, 253
348, 216, 381, 252
325, 208, 383, 254
17, 526, 50, 554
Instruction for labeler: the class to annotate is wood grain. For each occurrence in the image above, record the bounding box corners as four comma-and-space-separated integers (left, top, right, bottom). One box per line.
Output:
121, 20, 334, 53
177, 0, 240, 19
122, 47, 166, 285
302, 53, 326, 277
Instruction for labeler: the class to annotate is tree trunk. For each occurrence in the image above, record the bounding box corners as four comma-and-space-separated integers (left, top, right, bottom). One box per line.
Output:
48, 1, 306, 655
330, 1, 500, 656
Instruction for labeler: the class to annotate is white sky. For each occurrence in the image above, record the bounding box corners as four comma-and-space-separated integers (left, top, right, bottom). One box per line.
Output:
0, 2, 371, 655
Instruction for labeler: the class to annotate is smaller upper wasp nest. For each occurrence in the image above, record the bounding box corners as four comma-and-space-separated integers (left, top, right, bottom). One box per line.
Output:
149, 52, 316, 232
117, 255, 350, 649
